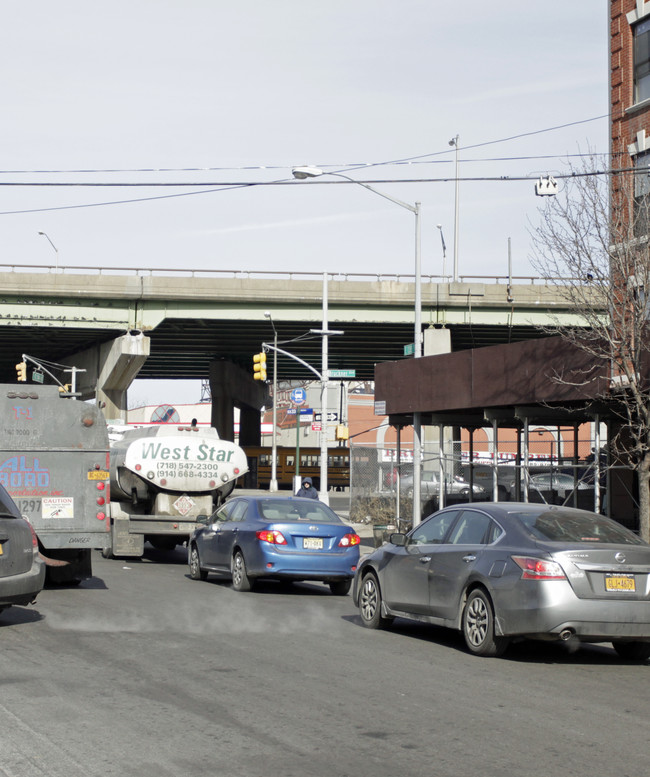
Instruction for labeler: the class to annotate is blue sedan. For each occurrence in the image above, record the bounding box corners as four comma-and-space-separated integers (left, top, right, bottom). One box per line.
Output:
188, 495, 360, 595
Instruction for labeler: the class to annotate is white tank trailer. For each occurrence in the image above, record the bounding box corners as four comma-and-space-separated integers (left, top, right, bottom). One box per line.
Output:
106, 424, 248, 558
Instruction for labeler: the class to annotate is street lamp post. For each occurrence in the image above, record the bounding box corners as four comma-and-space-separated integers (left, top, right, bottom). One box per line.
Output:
437, 224, 447, 279
37, 231, 59, 273
449, 135, 460, 282
264, 311, 279, 492
292, 166, 423, 525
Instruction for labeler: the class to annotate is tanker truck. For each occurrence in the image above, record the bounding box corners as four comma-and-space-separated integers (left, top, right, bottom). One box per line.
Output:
105, 424, 248, 558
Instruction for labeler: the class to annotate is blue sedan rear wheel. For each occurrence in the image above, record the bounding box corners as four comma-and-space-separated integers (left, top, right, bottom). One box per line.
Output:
462, 589, 508, 657
359, 571, 393, 629
231, 550, 254, 592
329, 579, 351, 596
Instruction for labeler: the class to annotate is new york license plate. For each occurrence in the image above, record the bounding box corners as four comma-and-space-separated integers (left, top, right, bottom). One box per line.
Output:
303, 537, 323, 550
605, 574, 635, 592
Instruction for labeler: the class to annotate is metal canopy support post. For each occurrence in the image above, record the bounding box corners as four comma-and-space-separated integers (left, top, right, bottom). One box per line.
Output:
438, 423, 445, 510
396, 427, 401, 527
594, 414, 601, 514
523, 417, 529, 502
492, 418, 499, 501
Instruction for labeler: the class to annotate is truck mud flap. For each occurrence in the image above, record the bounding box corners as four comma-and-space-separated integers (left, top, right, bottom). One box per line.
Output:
40, 549, 92, 585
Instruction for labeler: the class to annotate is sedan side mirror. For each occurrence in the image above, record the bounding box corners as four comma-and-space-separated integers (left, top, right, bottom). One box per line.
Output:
389, 533, 407, 546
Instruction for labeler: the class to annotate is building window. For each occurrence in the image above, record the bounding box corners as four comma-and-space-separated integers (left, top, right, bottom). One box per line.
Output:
634, 19, 650, 103
634, 149, 650, 236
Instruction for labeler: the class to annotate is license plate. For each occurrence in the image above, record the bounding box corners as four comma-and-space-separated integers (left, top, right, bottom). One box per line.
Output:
303, 537, 323, 550
605, 574, 636, 592
87, 470, 110, 480
0, 543, 3, 556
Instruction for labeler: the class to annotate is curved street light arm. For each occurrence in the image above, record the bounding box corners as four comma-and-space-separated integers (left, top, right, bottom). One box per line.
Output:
327, 172, 418, 215
262, 343, 323, 381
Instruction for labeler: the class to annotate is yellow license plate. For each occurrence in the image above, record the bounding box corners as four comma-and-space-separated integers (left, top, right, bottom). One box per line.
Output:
303, 537, 323, 550
87, 470, 110, 480
0, 543, 3, 556
605, 574, 636, 592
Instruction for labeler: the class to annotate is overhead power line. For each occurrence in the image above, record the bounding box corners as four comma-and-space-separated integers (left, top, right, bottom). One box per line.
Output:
0, 113, 610, 216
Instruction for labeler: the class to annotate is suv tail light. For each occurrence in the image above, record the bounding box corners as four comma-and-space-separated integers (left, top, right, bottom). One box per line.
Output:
27, 522, 39, 550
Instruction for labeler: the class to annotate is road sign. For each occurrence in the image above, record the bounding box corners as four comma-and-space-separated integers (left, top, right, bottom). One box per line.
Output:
328, 369, 356, 378
285, 408, 314, 415
403, 343, 415, 356
311, 423, 322, 432
290, 387, 306, 405
314, 411, 338, 422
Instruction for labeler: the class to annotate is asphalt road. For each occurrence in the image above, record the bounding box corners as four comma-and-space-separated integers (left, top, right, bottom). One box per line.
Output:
0, 546, 648, 777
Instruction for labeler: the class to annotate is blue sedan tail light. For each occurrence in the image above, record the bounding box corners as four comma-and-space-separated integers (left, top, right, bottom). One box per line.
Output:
256, 530, 288, 545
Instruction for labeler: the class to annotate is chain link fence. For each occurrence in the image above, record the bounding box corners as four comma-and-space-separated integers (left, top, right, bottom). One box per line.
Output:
349, 431, 637, 542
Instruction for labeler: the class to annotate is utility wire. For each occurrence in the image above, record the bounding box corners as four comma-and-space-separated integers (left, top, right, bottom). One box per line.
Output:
0, 114, 609, 177
0, 113, 610, 216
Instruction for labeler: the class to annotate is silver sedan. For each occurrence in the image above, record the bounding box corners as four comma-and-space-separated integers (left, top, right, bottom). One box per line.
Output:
353, 502, 650, 660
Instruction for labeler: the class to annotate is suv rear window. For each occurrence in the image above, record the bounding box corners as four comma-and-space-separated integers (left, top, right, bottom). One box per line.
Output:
0, 484, 21, 519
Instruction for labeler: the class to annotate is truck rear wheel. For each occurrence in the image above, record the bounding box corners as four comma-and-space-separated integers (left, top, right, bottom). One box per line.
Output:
148, 538, 178, 551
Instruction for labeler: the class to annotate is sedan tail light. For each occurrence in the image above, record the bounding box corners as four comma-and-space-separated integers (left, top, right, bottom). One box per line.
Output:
256, 530, 287, 545
338, 533, 361, 547
512, 555, 566, 580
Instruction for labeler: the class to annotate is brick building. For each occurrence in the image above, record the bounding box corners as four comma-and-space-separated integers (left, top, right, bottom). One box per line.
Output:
611, 1, 650, 229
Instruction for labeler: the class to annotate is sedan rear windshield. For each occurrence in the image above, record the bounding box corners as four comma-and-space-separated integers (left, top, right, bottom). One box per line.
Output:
258, 500, 342, 524
513, 508, 645, 545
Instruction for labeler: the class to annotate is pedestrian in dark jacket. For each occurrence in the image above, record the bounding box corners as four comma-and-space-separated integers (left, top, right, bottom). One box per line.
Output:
295, 476, 319, 499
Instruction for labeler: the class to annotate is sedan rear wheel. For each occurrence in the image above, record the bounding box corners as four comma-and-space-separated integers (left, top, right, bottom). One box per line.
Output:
462, 589, 508, 657
359, 571, 393, 629
613, 641, 650, 661
189, 545, 208, 581
231, 550, 254, 592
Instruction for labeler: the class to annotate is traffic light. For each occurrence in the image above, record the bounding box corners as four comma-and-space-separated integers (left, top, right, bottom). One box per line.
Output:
253, 352, 267, 381
15, 362, 27, 382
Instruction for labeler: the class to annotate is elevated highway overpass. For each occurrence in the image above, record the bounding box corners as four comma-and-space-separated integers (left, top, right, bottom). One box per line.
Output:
0, 263, 597, 437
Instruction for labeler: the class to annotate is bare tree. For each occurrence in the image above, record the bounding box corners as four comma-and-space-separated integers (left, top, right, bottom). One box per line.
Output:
531, 155, 650, 540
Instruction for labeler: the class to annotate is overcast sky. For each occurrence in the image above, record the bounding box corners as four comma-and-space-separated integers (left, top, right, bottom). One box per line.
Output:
1, 2, 609, 406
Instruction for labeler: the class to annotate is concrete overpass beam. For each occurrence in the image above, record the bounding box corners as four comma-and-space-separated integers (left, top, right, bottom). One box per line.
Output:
209, 360, 266, 443
63, 331, 150, 420
96, 332, 151, 420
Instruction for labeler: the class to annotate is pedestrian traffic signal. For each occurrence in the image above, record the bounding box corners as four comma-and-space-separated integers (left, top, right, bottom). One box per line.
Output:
253, 352, 267, 381
15, 362, 27, 382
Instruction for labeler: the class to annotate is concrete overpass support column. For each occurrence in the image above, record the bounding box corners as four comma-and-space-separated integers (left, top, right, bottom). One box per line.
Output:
239, 406, 262, 446
209, 360, 266, 443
